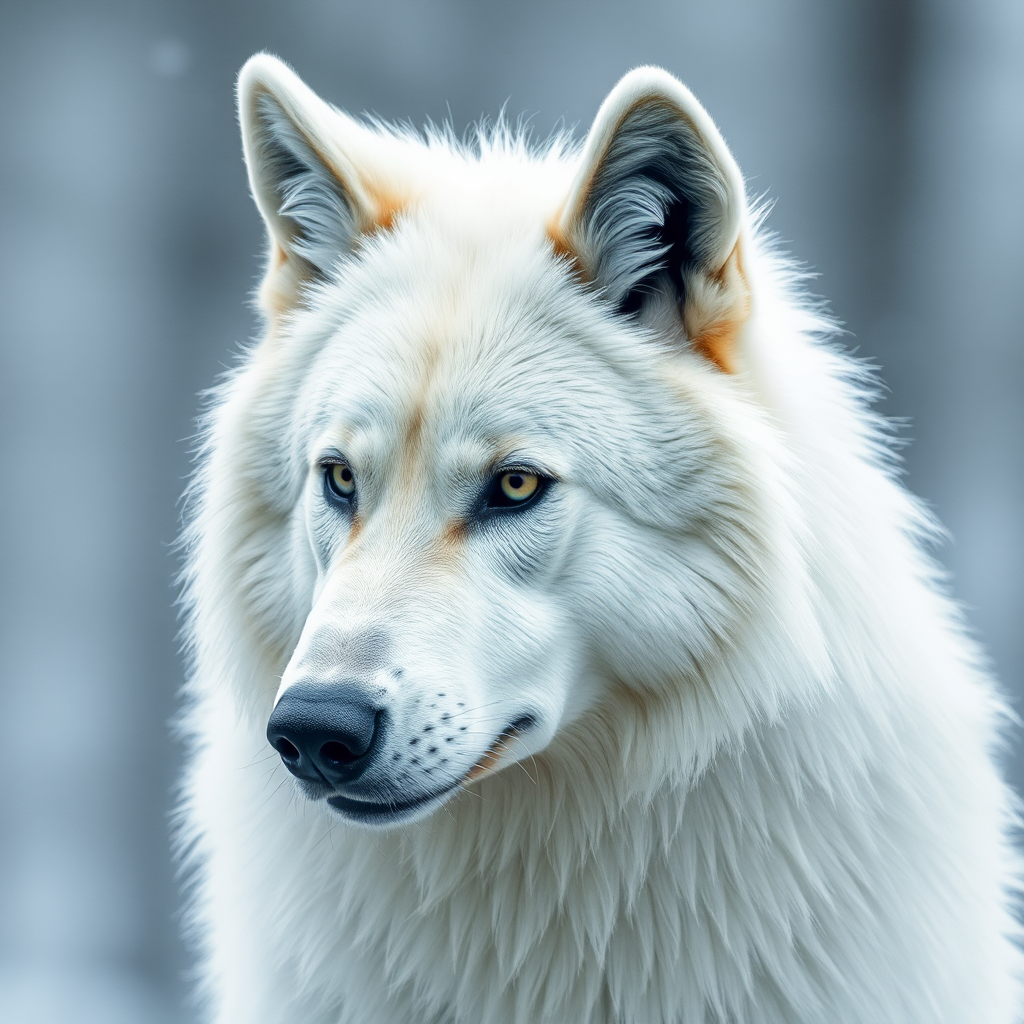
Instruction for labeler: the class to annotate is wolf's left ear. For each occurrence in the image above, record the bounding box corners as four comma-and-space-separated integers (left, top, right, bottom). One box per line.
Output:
556, 68, 749, 372
238, 54, 390, 317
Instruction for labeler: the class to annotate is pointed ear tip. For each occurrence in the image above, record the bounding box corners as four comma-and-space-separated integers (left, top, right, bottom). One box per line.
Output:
236, 53, 299, 107
616, 65, 686, 90
599, 65, 711, 125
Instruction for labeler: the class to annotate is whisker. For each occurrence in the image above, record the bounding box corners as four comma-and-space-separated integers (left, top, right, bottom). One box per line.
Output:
515, 755, 539, 787
242, 750, 278, 769
445, 699, 514, 720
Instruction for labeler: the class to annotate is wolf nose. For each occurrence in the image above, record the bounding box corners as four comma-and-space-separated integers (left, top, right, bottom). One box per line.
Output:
267, 680, 383, 786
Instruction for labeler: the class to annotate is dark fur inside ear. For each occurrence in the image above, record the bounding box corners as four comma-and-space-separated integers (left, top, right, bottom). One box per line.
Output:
580, 101, 726, 316
255, 93, 356, 277
614, 194, 693, 316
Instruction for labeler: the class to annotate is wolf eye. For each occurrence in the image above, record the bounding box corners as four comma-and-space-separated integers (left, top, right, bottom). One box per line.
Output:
500, 472, 538, 502
325, 463, 356, 501
484, 470, 546, 510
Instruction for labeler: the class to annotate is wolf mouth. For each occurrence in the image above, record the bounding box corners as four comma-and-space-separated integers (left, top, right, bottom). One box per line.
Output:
327, 782, 461, 823
326, 718, 535, 824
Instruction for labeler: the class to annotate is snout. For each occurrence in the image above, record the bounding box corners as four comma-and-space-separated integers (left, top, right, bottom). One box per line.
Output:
267, 680, 384, 786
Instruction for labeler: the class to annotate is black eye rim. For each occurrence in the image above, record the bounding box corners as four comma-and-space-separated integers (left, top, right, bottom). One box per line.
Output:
480, 467, 552, 514
322, 461, 356, 505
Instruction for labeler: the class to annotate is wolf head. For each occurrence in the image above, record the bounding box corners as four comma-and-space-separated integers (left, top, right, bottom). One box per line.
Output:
186, 55, 828, 827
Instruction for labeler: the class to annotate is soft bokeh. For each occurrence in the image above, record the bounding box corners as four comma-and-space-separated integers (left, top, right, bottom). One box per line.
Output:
1, 1, 1021, 1019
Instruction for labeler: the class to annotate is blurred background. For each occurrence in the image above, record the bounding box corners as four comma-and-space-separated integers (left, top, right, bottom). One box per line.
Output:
0, 0, 1021, 1020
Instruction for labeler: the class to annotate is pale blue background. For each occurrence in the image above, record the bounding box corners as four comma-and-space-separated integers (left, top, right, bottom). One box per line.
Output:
0, 0, 1021, 1019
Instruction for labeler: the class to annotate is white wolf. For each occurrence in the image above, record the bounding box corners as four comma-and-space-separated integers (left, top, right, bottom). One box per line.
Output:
178, 53, 1022, 1024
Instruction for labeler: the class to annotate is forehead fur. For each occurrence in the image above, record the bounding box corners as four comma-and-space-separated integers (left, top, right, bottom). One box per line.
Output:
281, 196, 736, 524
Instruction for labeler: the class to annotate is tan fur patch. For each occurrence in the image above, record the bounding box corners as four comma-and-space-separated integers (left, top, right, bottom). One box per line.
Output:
399, 339, 441, 473
438, 519, 468, 549
685, 240, 750, 374
345, 513, 363, 545
402, 401, 426, 455
463, 729, 517, 785
365, 182, 407, 233
547, 208, 585, 277
259, 243, 303, 320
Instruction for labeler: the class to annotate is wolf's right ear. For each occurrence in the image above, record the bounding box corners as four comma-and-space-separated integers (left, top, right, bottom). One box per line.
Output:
238, 54, 389, 317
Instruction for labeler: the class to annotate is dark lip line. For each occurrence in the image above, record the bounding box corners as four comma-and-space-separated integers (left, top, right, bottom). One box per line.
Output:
327, 779, 461, 820
325, 717, 535, 822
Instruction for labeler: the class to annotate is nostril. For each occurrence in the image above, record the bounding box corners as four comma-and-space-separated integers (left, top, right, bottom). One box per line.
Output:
275, 738, 301, 762
320, 740, 358, 765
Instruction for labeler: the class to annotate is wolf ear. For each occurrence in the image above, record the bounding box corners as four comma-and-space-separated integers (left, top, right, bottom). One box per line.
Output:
556, 68, 749, 371
238, 54, 386, 316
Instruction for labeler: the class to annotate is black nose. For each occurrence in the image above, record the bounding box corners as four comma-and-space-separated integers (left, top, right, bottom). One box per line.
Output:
267, 680, 383, 786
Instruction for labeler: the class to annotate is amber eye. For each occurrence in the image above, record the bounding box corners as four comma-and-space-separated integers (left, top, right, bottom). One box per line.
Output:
326, 463, 355, 500
500, 471, 538, 502
483, 468, 546, 511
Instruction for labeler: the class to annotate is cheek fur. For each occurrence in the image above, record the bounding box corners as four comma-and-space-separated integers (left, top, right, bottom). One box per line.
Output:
306, 486, 357, 573
564, 503, 747, 689
470, 492, 576, 585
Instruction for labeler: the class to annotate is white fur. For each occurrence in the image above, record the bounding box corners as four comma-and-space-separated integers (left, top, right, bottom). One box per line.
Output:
178, 54, 1023, 1024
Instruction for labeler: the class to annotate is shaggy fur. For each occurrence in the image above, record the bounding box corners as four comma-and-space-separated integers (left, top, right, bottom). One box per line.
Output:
178, 54, 1023, 1024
